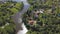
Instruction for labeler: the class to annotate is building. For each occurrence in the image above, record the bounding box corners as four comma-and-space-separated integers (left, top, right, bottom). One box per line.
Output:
28, 18, 37, 25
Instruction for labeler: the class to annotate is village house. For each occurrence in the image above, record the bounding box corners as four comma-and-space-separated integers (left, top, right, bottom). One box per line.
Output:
28, 18, 37, 26
39, 9, 44, 13
33, 9, 44, 20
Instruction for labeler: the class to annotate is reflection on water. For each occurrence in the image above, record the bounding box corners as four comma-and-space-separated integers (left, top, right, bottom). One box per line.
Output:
17, 23, 28, 34
13, 0, 30, 34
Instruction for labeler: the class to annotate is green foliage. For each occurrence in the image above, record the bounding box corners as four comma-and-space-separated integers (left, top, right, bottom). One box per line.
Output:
23, 0, 60, 34
0, 1, 23, 34
28, 6, 34, 11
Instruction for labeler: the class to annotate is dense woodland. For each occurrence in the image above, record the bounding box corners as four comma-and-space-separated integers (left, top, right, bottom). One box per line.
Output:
0, 0, 60, 34
22, 0, 60, 34
0, 1, 23, 34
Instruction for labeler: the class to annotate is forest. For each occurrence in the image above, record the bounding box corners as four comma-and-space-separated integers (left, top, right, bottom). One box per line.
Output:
22, 0, 60, 34
0, 0, 60, 34
0, 1, 23, 34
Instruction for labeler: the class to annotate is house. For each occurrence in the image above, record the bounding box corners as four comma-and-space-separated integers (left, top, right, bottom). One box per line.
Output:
39, 9, 44, 13
33, 10, 39, 20
33, 9, 44, 20
33, 9, 44, 14
47, 9, 52, 14
58, 13, 60, 17
28, 18, 37, 25
0, 1, 4, 4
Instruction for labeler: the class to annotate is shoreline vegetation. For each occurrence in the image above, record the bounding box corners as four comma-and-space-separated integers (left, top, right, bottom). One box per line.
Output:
0, 1, 23, 34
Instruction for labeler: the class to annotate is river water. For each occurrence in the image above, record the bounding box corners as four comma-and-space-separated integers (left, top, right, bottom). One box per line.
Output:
0, 0, 30, 34
12, 0, 30, 34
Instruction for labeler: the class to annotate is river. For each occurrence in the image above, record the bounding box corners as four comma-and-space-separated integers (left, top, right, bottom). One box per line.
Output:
12, 0, 30, 34
0, 0, 30, 34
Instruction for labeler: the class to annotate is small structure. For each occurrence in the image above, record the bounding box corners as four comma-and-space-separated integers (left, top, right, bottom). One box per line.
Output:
28, 18, 37, 25
39, 9, 44, 13
0, 1, 4, 4
33, 9, 44, 14
51, 4, 56, 13
33, 10, 40, 20
47, 9, 52, 14
58, 13, 60, 17
33, 9, 44, 20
